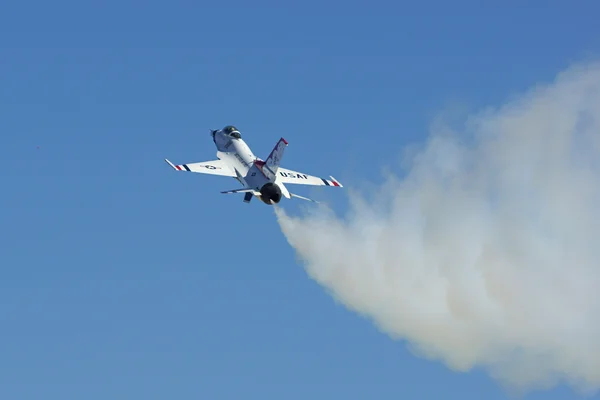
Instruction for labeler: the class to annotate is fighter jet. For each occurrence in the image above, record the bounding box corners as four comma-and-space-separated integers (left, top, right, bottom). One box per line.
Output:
164, 125, 343, 205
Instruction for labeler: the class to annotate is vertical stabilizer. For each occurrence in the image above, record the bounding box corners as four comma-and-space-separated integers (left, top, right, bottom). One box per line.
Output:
258, 137, 288, 181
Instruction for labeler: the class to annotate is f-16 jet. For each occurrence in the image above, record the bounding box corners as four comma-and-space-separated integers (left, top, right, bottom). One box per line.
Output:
165, 125, 343, 205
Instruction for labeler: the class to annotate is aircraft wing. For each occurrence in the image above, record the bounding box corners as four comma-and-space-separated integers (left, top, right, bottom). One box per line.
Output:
164, 158, 236, 177
276, 167, 343, 187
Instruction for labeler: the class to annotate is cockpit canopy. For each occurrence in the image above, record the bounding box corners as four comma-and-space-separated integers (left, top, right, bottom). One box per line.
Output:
223, 125, 241, 139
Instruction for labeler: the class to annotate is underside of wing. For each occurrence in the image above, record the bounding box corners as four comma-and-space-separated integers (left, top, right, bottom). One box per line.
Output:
165, 158, 236, 177
276, 167, 343, 187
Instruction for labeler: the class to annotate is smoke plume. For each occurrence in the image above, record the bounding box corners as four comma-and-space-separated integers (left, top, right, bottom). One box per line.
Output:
275, 62, 600, 394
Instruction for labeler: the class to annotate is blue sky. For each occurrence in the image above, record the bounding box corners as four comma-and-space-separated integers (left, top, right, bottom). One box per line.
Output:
1, 1, 599, 399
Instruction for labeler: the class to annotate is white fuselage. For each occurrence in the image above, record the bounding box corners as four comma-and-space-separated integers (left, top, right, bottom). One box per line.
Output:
214, 132, 254, 173
212, 128, 271, 191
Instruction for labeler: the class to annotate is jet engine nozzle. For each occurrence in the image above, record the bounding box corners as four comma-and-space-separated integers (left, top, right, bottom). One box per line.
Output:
259, 182, 282, 205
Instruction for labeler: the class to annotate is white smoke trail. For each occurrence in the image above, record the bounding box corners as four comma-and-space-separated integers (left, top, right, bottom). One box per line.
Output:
275, 62, 600, 395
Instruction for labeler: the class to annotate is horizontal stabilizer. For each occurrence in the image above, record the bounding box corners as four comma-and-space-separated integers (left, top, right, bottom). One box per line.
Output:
221, 188, 262, 197
221, 188, 254, 194
290, 193, 320, 203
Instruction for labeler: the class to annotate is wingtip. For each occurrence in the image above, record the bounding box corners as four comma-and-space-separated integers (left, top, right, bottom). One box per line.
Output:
164, 158, 177, 170
330, 176, 343, 187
